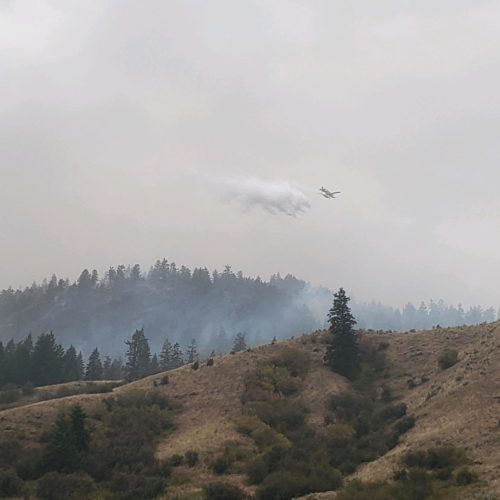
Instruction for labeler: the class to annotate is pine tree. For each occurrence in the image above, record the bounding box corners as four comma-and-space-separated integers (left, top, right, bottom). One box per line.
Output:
159, 339, 173, 370
109, 358, 124, 380
102, 356, 112, 379
124, 328, 151, 380
324, 288, 359, 380
150, 354, 159, 373
171, 342, 184, 368
32, 332, 65, 386
44, 404, 91, 472
186, 339, 198, 363
63, 346, 81, 382
69, 405, 91, 452
232, 332, 247, 353
76, 352, 85, 380
85, 348, 103, 380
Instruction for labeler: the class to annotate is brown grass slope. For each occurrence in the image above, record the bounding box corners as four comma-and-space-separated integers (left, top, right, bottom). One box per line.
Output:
353, 322, 500, 494
1, 324, 500, 497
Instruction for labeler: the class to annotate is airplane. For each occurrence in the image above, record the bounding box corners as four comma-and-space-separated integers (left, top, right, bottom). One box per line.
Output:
319, 186, 341, 199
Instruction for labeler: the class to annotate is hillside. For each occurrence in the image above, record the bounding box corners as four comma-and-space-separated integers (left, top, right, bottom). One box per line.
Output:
1, 324, 499, 498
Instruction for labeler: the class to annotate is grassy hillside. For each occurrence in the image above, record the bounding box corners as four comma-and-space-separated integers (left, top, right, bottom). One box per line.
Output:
1, 324, 499, 498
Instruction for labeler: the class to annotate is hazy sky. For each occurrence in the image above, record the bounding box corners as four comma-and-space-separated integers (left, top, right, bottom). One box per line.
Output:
2, 0, 500, 307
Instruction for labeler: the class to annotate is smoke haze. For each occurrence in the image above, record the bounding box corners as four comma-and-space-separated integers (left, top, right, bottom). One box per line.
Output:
2, 1, 500, 309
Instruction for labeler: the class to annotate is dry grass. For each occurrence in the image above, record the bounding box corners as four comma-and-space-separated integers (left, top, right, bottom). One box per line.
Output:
2, 324, 500, 496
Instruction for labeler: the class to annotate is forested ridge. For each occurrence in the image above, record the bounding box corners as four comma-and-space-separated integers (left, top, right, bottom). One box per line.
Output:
0, 259, 497, 358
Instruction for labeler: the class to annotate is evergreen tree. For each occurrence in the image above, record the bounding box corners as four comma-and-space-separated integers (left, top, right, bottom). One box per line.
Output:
324, 288, 359, 380
0, 341, 4, 385
159, 339, 173, 370
232, 332, 247, 353
108, 358, 124, 380
85, 348, 103, 380
150, 354, 159, 373
44, 404, 90, 472
102, 356, 112, 379
171, 342, 184, 368
130, 264, 142, 281
76, 352, 85, 380
186, 339, 198, 363
124, 328, 151, 380
63, 345, 81, 382
32, 332, 65, 386
69, 404, 91, 452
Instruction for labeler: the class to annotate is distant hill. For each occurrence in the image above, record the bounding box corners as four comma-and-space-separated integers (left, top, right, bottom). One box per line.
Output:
0, 261, 321, 355
0, 258, 497, 356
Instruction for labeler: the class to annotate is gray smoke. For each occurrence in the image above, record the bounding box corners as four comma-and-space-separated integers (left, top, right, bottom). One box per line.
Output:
220, 176, 311, 217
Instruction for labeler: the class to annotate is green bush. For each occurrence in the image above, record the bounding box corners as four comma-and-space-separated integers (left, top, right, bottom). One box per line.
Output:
455, 466, 478, 485
168, 454, 183, 467
203, 481, 247, 500
256, 467, 342, 500
249, 399, 308, 435
110, 472, 165, 500
185, 450, 199, 467
36, 472, 96, 500
270, 348, 310, 377
22, 381, 35, 396
0, 387, 21, 404
0, 469, 23, 498
404, 446, 466, 470
394, 415, 415, 435
213, 456, 230, 475
438, 349, 458, 369
373, 403, 407, 423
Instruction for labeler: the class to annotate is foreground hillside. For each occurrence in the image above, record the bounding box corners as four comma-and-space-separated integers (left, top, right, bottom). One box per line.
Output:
1, 323, 499, 498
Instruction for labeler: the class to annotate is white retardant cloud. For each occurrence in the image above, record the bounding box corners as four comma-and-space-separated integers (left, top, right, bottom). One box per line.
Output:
220, 177, 311, 217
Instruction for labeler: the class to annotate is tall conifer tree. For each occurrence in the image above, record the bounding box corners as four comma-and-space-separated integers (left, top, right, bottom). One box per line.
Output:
124, 328, 151, 380
324, 288, 359, 380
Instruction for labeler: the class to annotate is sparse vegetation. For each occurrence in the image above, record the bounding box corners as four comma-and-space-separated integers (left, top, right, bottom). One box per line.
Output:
438, 349, 459, 369
337, 445, 476, 499
203, 481, 247, 500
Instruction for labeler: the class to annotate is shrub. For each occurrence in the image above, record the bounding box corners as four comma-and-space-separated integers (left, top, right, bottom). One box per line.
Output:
185, 450, 199, 467
404, 446, 465, 470
249, 400, 308, 435
327, 422, 355, 448
160, 374, 170, 385
203, 481, 247, 500
394, 415, 415, 435
270, 348, 310, 377
213, 456, 230, 475
374, 403, 407, 423
0, 387, 21, 404
110, 472, 165, 500
168, 454, 183, 467
192, 361, 200, 370
207, 358, 214, 367
455, 466, 478, 485
0, 439, 20, 467
0, 469, 23, 497
22, 381, 35, 396
36, 472, 96, 500
380, 384, 392, 403
256, 468, 342, 500
438, 349, 458, 370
